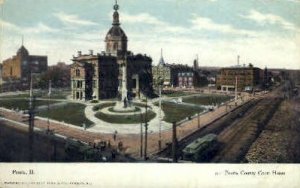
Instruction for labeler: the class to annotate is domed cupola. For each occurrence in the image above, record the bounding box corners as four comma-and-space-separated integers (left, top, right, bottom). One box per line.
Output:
17, 45, 29, 57
105, 0, 128, 56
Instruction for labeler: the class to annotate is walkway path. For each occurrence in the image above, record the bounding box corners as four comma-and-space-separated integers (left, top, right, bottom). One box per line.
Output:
84, 101, 172, 134
0, 93, 253, 157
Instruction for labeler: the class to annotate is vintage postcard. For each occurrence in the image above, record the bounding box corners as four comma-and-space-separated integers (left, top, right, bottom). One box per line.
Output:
0, 0, 299, 187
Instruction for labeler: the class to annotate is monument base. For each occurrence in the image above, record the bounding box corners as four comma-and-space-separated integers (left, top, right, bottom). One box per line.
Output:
113, 101, 135, 112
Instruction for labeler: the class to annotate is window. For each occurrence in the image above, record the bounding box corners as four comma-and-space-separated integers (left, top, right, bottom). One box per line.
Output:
113, 43, 118, 50
77, 81, 83, 88
93, 80, 97, 88
76, 69, 80, 77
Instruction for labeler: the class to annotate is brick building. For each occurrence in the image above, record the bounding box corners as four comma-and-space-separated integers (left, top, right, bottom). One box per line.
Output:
216, 65, 261, 91
70, 2, 153, 100
152, 52, 199, 88
178, 72, 194, 88
1, 45, 47, 81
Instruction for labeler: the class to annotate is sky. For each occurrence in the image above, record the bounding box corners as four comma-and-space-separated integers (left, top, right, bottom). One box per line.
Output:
0, 0, 299, 69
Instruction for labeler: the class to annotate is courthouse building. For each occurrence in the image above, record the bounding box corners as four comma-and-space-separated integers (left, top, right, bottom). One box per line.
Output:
70, 2, 153, 100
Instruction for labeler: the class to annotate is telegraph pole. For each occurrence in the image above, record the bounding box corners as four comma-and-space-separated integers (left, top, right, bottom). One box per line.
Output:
197, 112, 200, 129
47, 80, 51, 132
28, 74, 35, 162
140, 113, 143, 158
144, 97, 148, 160
172, 122, 177, 163
158, 83, 162, 151
235, 76, 238, 106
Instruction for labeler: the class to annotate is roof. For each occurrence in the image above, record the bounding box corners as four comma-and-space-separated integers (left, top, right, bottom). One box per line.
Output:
105, 25, 127, 41
17, 45, 29, 56
183, 134, 217, 152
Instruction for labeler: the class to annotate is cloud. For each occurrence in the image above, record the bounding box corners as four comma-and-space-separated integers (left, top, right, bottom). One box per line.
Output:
0, 19, 59, 34
190, 15, 255, 36
54, 12, 98, 26
24, 23, 59, 34
286, 0, 300, 3
0, 19, 18, 31
121, 12, 165, 25
120, 12, 188, 33
241, 9, 298, 32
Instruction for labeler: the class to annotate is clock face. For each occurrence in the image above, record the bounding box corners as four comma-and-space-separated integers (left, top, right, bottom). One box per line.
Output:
114, 4, 119, 10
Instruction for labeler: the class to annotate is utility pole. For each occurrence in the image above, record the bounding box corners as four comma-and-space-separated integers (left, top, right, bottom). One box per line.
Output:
28, 74, 35, 162
158, 83, 162, 151
47, 80, 51, 132
197, 112, 200, 129
235, 76, 238, 106
172, 122, 178, 163
144, 97, 148, 160
140, 113, 143, 158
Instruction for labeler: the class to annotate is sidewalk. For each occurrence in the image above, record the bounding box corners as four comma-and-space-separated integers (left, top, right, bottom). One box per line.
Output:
84, 102, 172, 134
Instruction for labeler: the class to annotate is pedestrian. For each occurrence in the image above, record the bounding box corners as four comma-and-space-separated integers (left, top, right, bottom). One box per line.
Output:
113, 130, 117, 141
118, 141, 123, 151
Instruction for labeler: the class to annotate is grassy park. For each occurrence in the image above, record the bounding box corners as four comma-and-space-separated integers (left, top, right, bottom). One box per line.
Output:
159, 102, 204, 123
37, 103, 93, 127
0, 90, 70, 99
0, 99, 58, 111
95, 110, 156, 124
183, 94, 233, 106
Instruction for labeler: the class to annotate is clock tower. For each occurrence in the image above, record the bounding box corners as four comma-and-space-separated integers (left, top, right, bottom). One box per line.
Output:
105, 0, 128, 57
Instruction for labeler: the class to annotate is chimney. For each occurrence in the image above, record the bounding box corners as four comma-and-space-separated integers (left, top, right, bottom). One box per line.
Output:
237, 55, 240, 66
89, 50, 93, 55
78, 51, 82, 56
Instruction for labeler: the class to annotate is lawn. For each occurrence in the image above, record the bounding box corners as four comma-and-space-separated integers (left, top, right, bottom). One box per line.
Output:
162, 90, 193, 97
0, 99, 58, 111
93, 102, 116, 111
95, 110, 156, 124
183, 94, 233, 106
108, 107, 141, 113
159, 102, 205, 123
37, 103, 93, 127
0, 90, 70, 99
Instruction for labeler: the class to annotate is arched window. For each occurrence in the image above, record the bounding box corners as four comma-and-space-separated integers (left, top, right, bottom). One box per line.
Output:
113, 43, 118, 50
75, 69, 80, 77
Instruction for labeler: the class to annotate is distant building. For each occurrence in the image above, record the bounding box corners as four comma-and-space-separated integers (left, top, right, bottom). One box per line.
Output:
152, 53, 201, 88
1, 45, 47, 81
152, 51, 171, 87
70, 2, 153, 100
178, 72, 194, 88
216, 65, 261, 91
